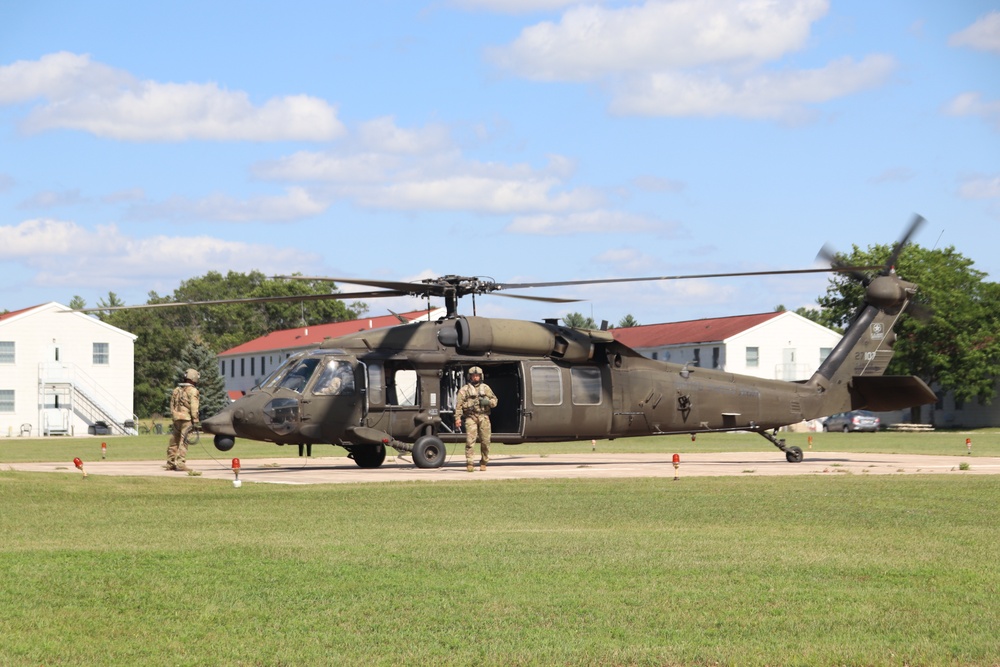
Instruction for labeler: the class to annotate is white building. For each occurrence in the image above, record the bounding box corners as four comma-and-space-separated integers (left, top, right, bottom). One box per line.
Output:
0, 303, 137, 437
218, 307, 446, 398
612, 311, 842, 381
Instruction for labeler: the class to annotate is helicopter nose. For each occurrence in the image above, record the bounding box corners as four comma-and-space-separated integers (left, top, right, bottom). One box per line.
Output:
201, 409, 236, 437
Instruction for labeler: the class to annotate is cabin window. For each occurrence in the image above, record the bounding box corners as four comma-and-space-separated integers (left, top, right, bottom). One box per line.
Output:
571, 367, 602, 405
386, 365, 418, 406
93, 342, 109, 365
746, 347, 759, 368
312, 359, 356, 396
0, 341, 15, 364
0, 389, 13, 412
530, 366, 562, 405
367, 363, 385, 404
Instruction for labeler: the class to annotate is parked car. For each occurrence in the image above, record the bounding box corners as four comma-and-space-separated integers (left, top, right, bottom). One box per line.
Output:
822, 410, 881, 432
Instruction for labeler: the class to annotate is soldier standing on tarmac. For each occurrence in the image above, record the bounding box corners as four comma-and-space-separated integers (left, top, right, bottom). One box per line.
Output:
454, 366, 498, 472
165, 368, 201, 472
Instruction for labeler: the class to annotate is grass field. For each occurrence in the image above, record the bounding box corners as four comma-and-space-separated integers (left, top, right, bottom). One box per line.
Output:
2, 430, 999, 666
2, 428, 999, 464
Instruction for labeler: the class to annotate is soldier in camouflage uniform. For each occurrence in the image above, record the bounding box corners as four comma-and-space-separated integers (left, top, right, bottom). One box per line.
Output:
454, 366, 498, 472
165, 368, 201, 471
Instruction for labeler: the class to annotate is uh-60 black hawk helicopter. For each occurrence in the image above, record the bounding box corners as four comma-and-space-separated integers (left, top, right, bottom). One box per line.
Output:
103, 217, 938, 469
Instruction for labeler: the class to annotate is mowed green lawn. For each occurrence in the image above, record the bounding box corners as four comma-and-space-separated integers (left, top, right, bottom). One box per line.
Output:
2, 430, 999, 666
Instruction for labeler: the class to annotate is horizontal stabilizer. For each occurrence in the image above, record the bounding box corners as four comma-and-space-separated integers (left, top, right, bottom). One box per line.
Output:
849, 375, 937, 412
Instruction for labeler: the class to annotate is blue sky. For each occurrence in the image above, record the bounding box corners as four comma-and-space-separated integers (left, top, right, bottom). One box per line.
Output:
1, 0, 997, 327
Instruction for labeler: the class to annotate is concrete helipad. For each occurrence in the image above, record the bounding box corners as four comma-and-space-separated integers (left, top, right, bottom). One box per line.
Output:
6, 451, 999, 485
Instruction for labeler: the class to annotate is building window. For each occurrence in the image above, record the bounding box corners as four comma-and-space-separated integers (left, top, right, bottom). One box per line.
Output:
819, 347, 832, 364
251, 357, 255, 376
230, 360, 235, 378
241, 358, 246, 377
712, 347, 720, 369
0, 341, 14, 364
692, 349, 701, 367
0, 389, 13, 413
220, 361, 225, 375
93, 342, 109, 365
651, 351, 658, 360
746, 347, 759, 368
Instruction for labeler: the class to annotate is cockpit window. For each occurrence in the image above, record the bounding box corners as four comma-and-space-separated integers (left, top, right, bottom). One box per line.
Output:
278, 357, 320, 393
312, 358, 356, 396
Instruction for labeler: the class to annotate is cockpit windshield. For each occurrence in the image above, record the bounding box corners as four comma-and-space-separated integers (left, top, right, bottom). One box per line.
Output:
276, 357, 321, 393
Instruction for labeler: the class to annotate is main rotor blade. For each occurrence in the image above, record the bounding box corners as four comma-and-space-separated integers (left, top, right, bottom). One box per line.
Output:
492, 293, 580, 304
496, 266, 882, 291
274, 276, 436, 295
73, 290, 406, 313
885, 214, 925, 270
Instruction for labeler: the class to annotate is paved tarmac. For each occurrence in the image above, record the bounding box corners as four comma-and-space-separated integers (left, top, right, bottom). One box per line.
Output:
7, 451, 1000, 485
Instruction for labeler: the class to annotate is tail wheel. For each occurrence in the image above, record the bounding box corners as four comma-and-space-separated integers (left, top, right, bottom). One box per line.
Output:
785, 446, 804, 463
412, 435, 446, 469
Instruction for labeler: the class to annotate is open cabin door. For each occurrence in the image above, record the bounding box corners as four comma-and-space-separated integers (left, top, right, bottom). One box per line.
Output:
438, 362, 524, 443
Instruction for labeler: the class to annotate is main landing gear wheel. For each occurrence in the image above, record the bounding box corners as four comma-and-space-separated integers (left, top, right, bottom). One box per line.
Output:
412, 435, 446, 469
349, 443, 386, 468
785, 446, 804, 463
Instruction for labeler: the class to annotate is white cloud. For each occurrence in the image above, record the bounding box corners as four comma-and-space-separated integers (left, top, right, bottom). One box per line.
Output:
351, 174, 601, 213
488, 0, 896, 120
0, 219, 319, 288
944, 92, 1000, 130
357, 116, 453, 154
18, 189, 89, 209
611, 54, 895, 119
449, 0, 587, 13
506, 209, 676, 234
125, 187, 329, 222
255, 132, 594, 214
949, 11, 1000, 53
0, 52, 131, 104
490, 0, 829, 80
1, 52, 344, 142
871, 167, 916, 184
957, 175, 1000, 199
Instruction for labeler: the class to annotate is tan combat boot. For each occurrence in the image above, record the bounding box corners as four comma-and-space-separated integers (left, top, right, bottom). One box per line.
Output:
479, 461, 487, 472
466, 462, 474, 472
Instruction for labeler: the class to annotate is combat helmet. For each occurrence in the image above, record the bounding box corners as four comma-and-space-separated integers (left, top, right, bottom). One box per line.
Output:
183, 368, 201, 384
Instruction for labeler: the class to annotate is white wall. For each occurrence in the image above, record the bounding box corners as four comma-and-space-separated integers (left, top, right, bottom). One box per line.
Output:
726, 312, 841, 380
0, 303, 136, 437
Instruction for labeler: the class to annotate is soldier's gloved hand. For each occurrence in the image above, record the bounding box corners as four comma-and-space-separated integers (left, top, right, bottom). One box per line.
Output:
479, 396, 491, 408
193, 421, 201, 430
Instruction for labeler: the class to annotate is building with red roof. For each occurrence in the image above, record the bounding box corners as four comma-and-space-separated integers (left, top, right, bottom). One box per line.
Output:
612, 311, 842, 381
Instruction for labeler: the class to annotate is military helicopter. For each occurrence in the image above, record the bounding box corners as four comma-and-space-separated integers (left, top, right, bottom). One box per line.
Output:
92, 218, 938, 469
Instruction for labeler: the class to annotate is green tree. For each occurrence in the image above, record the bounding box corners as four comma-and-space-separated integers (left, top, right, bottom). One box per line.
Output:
617, 314, 640, 328
101, 293, 191, 416
173, 340, 228, 419
98, 272, 367, 416
817, 244, 1000, 418
562, 312, 598, 329
69, 295, 87, 310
